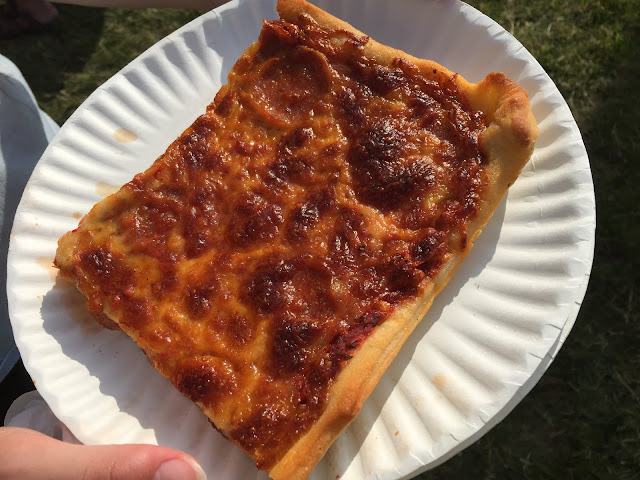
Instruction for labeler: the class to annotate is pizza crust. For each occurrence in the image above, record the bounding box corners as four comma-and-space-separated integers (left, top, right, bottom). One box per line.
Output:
268, 1, 538, 479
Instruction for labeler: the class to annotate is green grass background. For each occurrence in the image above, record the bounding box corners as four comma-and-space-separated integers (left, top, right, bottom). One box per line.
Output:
1, 0, 638, 478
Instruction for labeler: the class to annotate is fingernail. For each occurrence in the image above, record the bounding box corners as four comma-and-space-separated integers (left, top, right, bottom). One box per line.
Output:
153, 458, 207, 480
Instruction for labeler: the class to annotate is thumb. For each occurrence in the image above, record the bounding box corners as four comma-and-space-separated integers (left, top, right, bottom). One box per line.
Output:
0, 427, 207, 480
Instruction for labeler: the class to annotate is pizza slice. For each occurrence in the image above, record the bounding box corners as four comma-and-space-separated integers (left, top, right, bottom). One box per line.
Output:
55, 0, 538, 478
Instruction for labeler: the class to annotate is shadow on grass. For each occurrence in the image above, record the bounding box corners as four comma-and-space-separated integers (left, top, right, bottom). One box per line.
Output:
1, 4, 105, 119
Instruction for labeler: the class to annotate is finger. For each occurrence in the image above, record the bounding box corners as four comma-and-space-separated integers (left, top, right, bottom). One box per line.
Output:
0, 427, 207, 480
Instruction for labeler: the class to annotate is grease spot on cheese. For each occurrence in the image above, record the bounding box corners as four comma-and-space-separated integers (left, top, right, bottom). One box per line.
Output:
113, 128, 138, 143
95, 182, 120, 198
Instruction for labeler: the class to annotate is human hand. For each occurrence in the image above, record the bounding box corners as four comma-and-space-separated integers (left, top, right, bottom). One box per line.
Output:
0, 427, 207, 480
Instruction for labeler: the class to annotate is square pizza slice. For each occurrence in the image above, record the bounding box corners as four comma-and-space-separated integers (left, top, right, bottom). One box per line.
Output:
55, 0, 538, 478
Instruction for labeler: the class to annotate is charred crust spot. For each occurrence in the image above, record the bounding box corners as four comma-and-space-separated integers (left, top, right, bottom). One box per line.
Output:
77, 248, 134, 298
357, 254, 425, 303
353, 119, 406, 163
78, 248, 119, 282
351, 59, 405, 95
245, 259, 294, 315
409, 90, 438, 118
293, 373, 310, 405
212, 313, 255, 346
183, 266, 220, 317
229, 404, 285, 469
335, 85, 368, 130
278, 127, 315, 156
77, 249, 155, 329
267, 127, 319, 188
245, 256, 335, 318
287, 201, 319, 242
227, 194, 283, 248
347, 120, 435, 211
257, 19, 304, 56
435, 163, 483, 228
286, 187, 335, 242
177, 116, 222, 172
266, 156, 314, 189
271, 315, 321, 373
328, 310, 386, 362
227, 370, 328, 470
228, 314, 255, 345
173, 356, 237, 404
384, 254, 424, 299
212, 86, 236, 117
185, 283, 217, 318
117, 296, 153, 330
183, 202, 220, 259
329, 207, 369, 270
413, 228, 446, 275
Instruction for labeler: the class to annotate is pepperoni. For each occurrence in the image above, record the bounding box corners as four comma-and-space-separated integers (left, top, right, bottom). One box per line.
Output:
250, 46, 332, 125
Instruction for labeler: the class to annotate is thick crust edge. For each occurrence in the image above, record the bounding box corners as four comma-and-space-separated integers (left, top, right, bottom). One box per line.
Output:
269, 1, 538, 479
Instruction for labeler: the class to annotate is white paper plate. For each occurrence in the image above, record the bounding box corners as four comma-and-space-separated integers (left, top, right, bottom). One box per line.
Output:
7, 1, 595, 479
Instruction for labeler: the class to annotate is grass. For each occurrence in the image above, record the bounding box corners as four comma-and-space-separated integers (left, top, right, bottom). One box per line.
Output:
2, 1, 639, 478
1, 6, 204, 121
